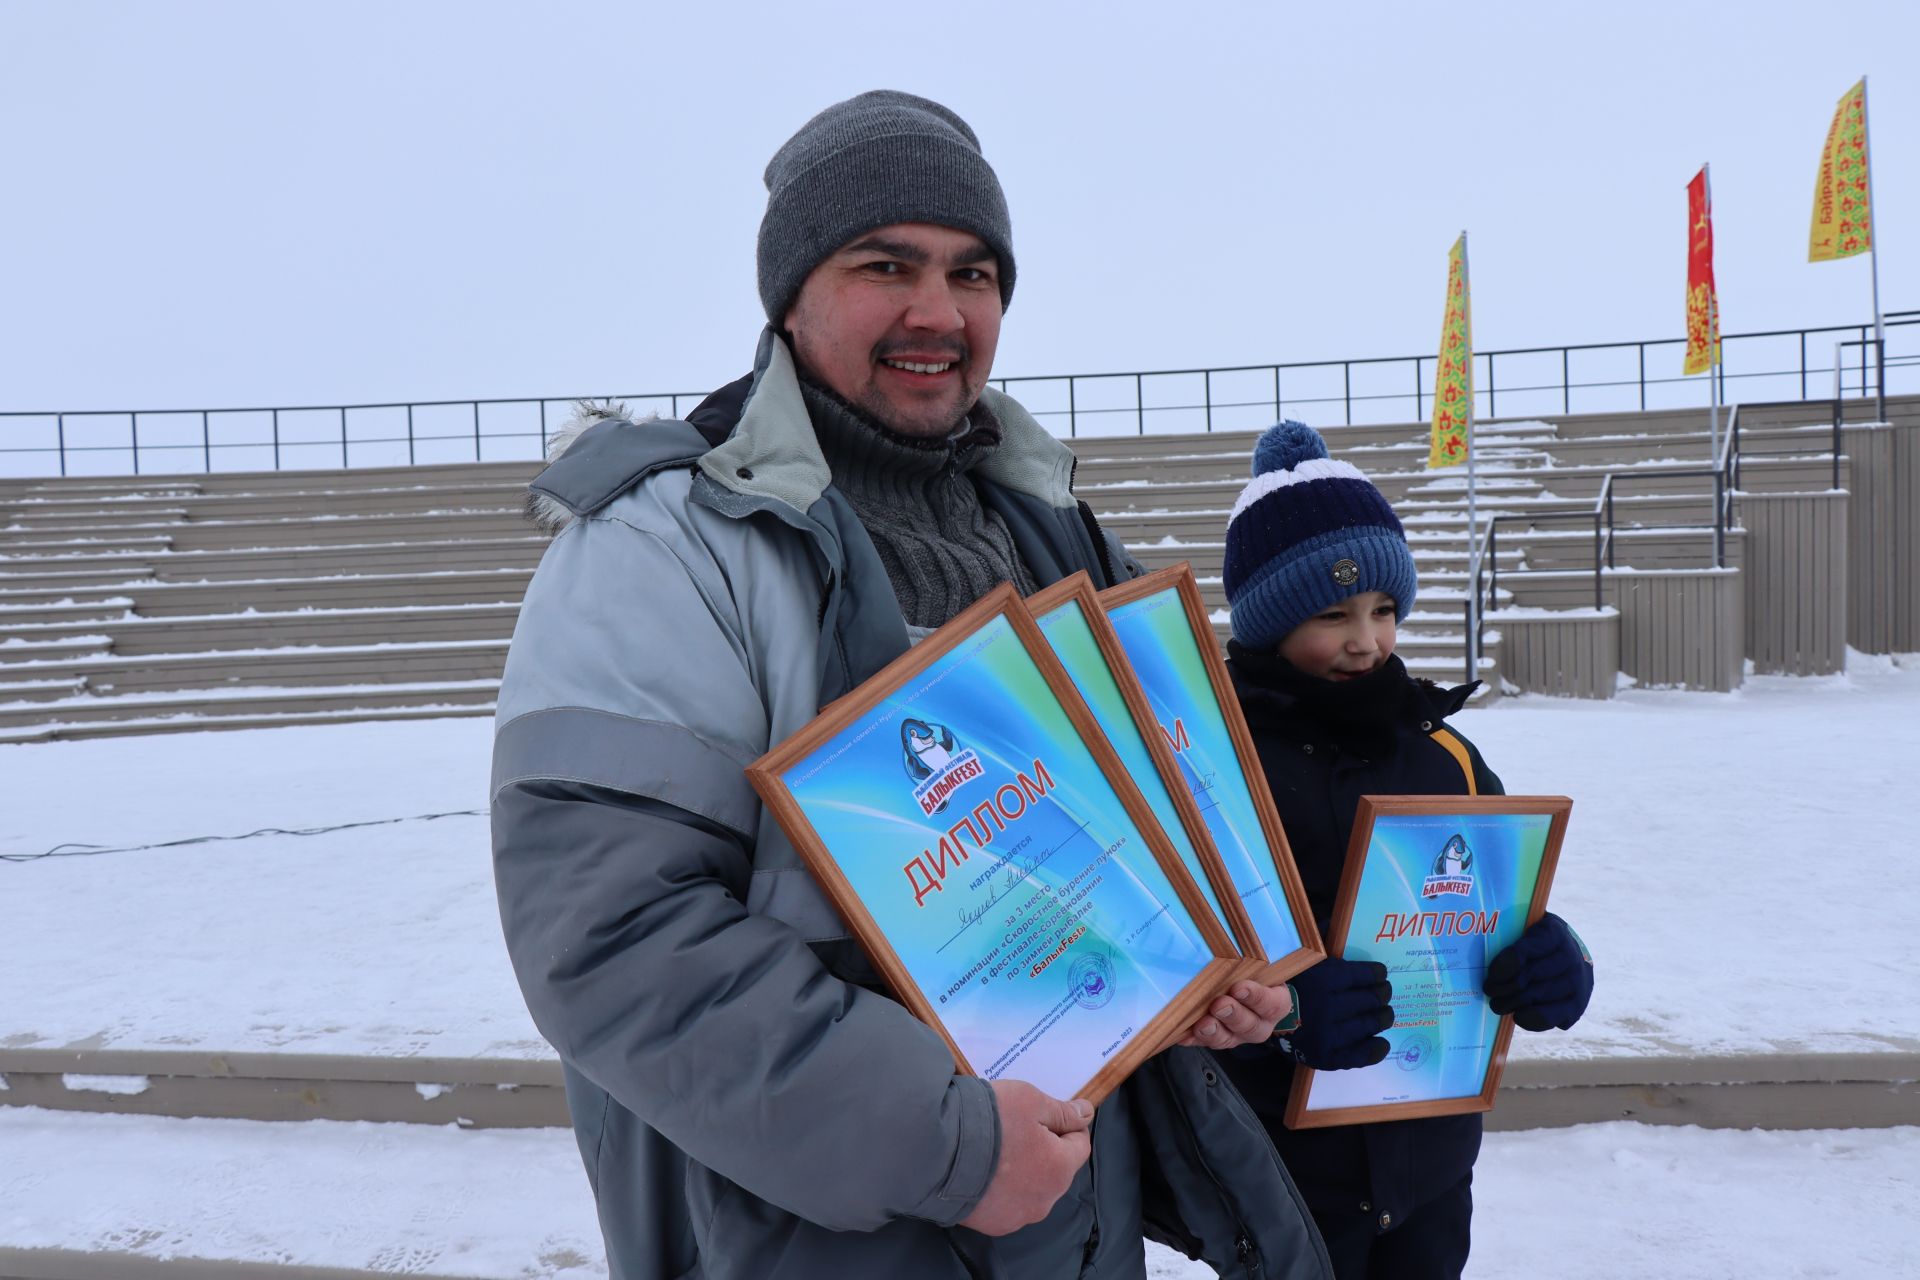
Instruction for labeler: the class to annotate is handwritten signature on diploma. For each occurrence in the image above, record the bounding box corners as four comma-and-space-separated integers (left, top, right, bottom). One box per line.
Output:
953, 845, 1051, 930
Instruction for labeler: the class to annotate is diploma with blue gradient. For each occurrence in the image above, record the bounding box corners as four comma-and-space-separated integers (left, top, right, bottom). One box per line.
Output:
748, 584, 1249, 1105
1285, 795, 1571, 1128
1029, 573, 1264, 970
1098, 565, 1325, 983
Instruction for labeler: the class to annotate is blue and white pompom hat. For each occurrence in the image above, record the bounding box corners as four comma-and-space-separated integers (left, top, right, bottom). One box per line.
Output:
1222, 421, 1419, 652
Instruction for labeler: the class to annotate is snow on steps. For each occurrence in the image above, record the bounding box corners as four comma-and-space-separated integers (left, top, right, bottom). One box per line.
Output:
0, 570, 531, 615
0, 537, 549, 586
0, 602, 524, 654
4, 396, 1810, 735
0, 683, 498, 742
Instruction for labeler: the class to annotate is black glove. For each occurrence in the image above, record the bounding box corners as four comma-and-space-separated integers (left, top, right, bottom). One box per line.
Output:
1282, 957, 1394, 1070
1484, 912, 1594, 1032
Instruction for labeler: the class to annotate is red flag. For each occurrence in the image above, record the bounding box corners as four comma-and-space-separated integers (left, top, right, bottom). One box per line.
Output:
1684, 167, 1721, 376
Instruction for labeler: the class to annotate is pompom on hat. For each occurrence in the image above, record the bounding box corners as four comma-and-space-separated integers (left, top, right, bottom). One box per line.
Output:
1223, 420, 1418, 651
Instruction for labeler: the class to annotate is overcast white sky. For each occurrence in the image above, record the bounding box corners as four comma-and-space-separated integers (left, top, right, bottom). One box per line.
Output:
3, 0, 1914, 415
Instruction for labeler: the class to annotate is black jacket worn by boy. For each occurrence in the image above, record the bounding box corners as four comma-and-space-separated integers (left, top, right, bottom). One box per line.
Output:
1218, 644, 1500, 1270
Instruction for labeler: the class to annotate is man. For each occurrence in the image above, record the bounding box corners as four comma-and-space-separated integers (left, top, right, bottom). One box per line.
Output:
491, 90, 1331, 1280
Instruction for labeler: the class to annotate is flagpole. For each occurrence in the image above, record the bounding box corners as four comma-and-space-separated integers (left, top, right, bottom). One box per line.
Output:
1862, 74, 1886, 421
1705, 162, 1721, 461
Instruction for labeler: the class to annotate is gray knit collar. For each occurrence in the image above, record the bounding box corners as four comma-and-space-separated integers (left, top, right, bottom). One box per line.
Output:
800, 376, 1003, 494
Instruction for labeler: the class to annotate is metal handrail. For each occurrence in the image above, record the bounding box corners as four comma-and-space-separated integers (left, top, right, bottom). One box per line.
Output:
1464, 400, 1751, 681
5, 313, 1916, 477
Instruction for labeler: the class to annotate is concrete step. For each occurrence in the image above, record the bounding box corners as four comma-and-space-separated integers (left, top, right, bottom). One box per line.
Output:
6, 509, 532, 553
1399, 492, 1725, 528
0, 481, 202, 499
1493, 564, 1753, 612
0, 639, 509, 697
0, 484, 526, 525
1523, 526, 1745, 574
0, 681, 499, 738
1123, 540, 1525, 575
0, 534, 175, 557
1068, 442, 1542, 487
3, 459, 538, 499
1079, 472, 1548, 514
1108, 494, 1734, 550
2, 505, 191, 528
0, 564, 160, 589
0, 569, 533, 616
1094, 499, 1583, 543
1189, 572, 1507, 618
0, 537, 549, 586
0, 675, 89, 703
1496, 571, 1629, 612
193, 460, 540, 493
0, 635, 114, 665
0, 704, 497, 742
0, 601, 133, 627
0, 604, 520, 655
1060, 401, 1902, 479
1060, 409, 1722, 466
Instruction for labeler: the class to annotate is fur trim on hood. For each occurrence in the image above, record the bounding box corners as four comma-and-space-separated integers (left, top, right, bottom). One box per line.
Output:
524, 400, 654, 534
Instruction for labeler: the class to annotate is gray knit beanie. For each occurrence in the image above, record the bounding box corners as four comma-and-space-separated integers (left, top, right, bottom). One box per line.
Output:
757, 89, 1015, 324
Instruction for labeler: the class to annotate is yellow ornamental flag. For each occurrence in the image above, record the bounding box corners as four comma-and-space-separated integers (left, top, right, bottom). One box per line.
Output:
1809, 79, 1872, 263
1428, 235, 1472, 469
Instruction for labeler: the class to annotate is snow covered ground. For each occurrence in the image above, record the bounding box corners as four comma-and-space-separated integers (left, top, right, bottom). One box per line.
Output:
5, 653, 1917, 1062
3, 1107, 1913, 1279
5, 655, 1918, 1277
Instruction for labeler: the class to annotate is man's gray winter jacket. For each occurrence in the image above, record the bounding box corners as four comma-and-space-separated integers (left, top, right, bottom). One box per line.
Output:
490, 330, 1332, 1280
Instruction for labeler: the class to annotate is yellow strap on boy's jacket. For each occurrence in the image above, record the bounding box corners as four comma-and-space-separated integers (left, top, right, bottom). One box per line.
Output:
1429, 727, 1478, 795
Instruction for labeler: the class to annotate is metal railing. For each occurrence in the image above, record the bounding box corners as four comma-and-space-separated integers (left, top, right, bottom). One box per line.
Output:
4, 313, 1915, 479
1465, 403, 1753, 681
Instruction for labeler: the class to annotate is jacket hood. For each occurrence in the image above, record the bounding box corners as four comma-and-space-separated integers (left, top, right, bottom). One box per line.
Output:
526, 328, 1081, 534
523, 401, 649, 534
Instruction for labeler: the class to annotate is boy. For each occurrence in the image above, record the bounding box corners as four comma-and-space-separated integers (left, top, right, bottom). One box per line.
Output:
1215, 421, 1595, 1280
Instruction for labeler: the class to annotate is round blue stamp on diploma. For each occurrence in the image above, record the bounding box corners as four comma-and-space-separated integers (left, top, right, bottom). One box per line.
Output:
1070, 952, 1117, 1009
1398, 1033, 1434, 1071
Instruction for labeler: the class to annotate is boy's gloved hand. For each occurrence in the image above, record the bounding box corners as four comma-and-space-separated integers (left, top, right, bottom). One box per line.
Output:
1283, 957, 1394, 1070
1484, 912, 1594, 1032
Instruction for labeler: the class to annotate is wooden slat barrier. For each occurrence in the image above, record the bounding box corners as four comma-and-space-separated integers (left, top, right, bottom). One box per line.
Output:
1844, 422, 1920, 654
1740, 491, 1849, 676
1488, 609, 1620, 698
1607, 569, 1744, 692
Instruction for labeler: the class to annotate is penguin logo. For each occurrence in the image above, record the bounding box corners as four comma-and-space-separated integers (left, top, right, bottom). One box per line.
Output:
903, 719, 983, 817
902, 719, 957, 781
1421, 833, 1475, 898
1432, 834, 1473, 878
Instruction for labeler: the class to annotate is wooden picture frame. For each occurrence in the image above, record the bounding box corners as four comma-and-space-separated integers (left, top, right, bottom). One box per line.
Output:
1028, 573, 1263, 963
1284, 794, 1573, 1129
1098, 564, 1325, 983
748, 583, 1247, 1106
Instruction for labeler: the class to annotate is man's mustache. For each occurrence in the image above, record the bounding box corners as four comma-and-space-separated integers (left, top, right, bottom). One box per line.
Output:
874, 340, 970, 364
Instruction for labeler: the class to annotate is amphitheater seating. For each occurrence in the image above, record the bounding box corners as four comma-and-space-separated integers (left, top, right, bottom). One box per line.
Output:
2, 395, 1911, 740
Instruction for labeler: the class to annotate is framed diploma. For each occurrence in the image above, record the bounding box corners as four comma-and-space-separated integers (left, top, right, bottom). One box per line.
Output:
1029, 574, 1262, 962
1284, 795, 1573, 1129
748, 584, 1247, 1106
1099, 565, 1324, 983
